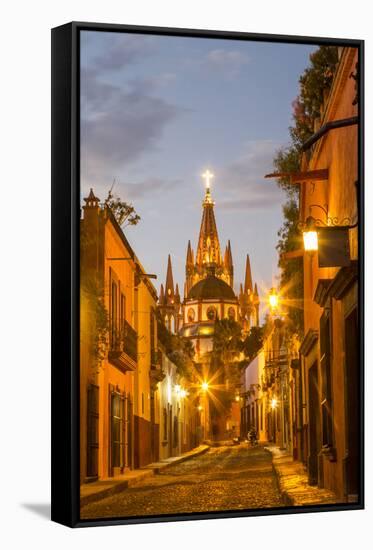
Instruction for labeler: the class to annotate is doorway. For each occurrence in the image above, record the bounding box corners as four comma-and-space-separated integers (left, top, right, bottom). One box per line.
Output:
308, 361, 321, 485
344, 307, 360, 499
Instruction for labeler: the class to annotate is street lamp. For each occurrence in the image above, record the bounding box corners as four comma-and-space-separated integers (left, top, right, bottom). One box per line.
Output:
268, 288, 279, 311
201, 381, 209, 392
271, 397, 278, 409
302, 216, 319, 252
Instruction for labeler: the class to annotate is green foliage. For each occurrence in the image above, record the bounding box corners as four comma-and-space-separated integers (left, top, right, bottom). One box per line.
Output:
299, 47, 339, 119
105, 190, 141, 228
157, 320, 195, 380
82, 276, 109, 372
273, 146, 300, 198
272, 46, 338, 338
212, 319, 243, 364
242, 326, 264, 362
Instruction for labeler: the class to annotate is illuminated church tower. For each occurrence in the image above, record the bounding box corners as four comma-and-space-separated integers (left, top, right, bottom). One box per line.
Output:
159, 170, 260, 340
185, 170, 233, 296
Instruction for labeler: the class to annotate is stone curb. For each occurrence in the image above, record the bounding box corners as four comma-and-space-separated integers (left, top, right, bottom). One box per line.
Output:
151, 445, 210, 473
265, 446, 340, 507
80, 445, 210, 507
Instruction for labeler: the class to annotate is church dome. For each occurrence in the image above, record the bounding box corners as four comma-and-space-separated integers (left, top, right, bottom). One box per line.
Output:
187, 275, 236, 301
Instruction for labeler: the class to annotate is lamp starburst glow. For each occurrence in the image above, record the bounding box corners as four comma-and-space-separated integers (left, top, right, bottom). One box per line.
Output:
303, 230, 318, 251
271, 398, 278, 409
303, 216, 319, 251
201, 381, 209, 392
268, 288, 279, 311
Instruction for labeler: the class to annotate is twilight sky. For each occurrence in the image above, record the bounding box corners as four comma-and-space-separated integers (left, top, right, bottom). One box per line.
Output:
80, 31, 316, 299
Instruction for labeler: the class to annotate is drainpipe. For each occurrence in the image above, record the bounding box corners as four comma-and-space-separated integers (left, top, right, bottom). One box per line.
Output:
301, 116, 358, 151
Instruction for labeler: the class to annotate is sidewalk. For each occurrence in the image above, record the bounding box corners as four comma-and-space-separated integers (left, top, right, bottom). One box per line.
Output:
80, 444, 209, 507
265, 446, 342, 506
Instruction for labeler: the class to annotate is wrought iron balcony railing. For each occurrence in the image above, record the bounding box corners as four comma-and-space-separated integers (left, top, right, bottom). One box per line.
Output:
110, 320, 138, 364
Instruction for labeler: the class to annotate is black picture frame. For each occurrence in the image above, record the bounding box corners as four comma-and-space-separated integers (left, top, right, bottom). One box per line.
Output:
51, 21, 364, 528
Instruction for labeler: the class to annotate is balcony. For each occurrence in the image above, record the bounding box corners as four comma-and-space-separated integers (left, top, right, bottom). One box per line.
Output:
108, 320, 138, 372
150, 349, 165, 387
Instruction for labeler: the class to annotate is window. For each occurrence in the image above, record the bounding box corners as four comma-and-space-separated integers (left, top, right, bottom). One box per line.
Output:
206, 306, 217, 321
87, 384, 99, 478
111, 391, 124, 468
173, 415, 179, 448
228, 307, 235, 320
320, 309, 333, 447
163, 407, 168, 440
120, 292, 126, 331
150, 308, 155, 353
187, 308, 195, 322
260, 402, 263, 431
110, 279, 118, 346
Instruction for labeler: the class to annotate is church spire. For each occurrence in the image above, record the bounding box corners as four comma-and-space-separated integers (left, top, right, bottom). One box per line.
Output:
226, 240, 233, 267
165, 254, 174, 300
244, 254, 253, 294
196, 170, 222, 267
159, 283, 165, 305
186, 240, 194, 265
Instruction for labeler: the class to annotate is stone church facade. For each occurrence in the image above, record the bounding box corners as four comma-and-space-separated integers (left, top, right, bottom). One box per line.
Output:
158, 173, 260, 356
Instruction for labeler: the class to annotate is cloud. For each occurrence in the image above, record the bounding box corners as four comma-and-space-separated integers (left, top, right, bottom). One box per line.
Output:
218, 140, 285, 211
92, 34, 155, 71
118, 177, 181, 201
81, 69, 185, 188
203, 48, 250, 75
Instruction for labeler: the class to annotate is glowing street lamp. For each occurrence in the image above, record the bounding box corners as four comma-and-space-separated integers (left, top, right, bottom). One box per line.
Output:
268, 288, 279, 311
271, 397, 278, 410
302, 216, 319, 252
201, 381, 209, 392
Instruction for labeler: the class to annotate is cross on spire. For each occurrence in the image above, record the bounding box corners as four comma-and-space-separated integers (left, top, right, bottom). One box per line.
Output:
202, 169, 214, 190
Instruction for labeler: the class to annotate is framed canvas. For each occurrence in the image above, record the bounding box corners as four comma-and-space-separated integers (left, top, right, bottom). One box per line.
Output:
51, 22, 364, 527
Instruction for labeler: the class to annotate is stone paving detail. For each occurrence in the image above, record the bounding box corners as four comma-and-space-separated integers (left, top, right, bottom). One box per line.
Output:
270, 453, 341, 506
80, 444, 283, 519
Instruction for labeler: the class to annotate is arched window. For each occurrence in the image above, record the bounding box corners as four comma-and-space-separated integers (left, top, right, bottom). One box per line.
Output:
187, 308, 195, 323
206, 306, 217, 321
228, 307, 236, 320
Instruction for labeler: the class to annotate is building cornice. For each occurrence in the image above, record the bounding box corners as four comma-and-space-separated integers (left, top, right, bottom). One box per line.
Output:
299, 329, 319, 357
326, 260, 358, 301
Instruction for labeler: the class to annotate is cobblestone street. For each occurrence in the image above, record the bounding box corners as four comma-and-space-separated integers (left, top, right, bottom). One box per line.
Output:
81, 444, 283, 519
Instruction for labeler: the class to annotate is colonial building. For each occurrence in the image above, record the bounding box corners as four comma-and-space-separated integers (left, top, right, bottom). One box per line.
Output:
158, 172, 260, 440
80, 186, 208, 488
80, 190, 138, 482
80, 190, 162, 481
298, 46, 359, 500
159, 173, 260, 349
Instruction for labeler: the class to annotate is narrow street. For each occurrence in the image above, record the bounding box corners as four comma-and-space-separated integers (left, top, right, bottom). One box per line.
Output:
81, 445, 283, 519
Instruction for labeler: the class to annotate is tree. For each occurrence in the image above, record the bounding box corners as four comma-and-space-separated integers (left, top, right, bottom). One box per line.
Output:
212, 319, 243, 365
242, 326, 264, 362
157, 318, 195, 380
104, 189, 141, 228
272, 45, 338, 338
